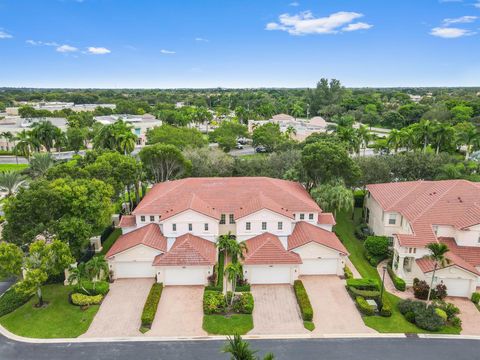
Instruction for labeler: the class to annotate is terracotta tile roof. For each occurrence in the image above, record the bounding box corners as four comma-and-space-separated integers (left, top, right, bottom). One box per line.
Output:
367, 180, 480, 247
318, 213, 336, 225
153, 233, 216, 266
243, 233, 302, 265
439, 237, 480, 267
106, 224, 166, 258
415, 251, 480, 276
133, 177, 320, 221
118, 215, 136, 228
288, 221, 348, 254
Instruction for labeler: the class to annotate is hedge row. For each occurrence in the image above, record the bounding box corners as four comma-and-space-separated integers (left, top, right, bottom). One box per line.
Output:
347, 286, 380, 299
387, 266, 406, 291
346, 278, 379, 291
203, 290, 227, 315
71, 293, 103, 306
235, 284, 251, 292
0, 285, 32, 317
471, 292, 480, 304
293, 280, 313, 322
74, 280, 110, 296
355, 296, 375, 316
343, 266, 353, 279
141, 283, 163, 328
216, 251, 225, 290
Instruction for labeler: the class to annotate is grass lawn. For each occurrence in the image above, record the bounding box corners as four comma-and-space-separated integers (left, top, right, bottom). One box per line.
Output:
335, 209, 460, 335
0, 284, 99, 338
98, 228, 122, 257
203, 314, 253, 335
0, 164, 28, 172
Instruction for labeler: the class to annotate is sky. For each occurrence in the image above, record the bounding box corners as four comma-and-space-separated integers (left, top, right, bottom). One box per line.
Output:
1, 0, 480, 88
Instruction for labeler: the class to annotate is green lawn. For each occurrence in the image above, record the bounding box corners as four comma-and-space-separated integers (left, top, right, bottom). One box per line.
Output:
203, 314, 253, 335
0, 284, 99, 338
335, 210, 460, 335
98, 228, 122, 257
0, 164, 28, 172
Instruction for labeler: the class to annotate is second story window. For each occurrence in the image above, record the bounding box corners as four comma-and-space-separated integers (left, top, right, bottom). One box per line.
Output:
140, 216, 145, 222
262, 222, 267, 231
188, 223, 193, 231
278, 221, 283, 230
300, 213, 305, 220
246, 222, 251, 231
309, 213, 314, 220
220, 214, 226, 224
229, 214, 235, 224
388, 214, 397, 225
172, 223, 177, 232
150, 215, 155, 222
204, 223, 209, 231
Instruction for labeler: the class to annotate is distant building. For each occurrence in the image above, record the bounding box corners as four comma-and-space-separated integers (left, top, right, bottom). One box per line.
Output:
6, 102, 116, 115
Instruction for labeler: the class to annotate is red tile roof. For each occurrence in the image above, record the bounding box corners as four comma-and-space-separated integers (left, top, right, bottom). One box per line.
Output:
318, 212, 336, 225
415, 251, 480, 276
118, 215, 136, 228
106, 224, 166, 258
243, 233, 302, 265
288, 221, 348, 254
153, 233, 216, 266
133, 177, 320, 221
367, 180, 480, 247
439, 237, 480, 267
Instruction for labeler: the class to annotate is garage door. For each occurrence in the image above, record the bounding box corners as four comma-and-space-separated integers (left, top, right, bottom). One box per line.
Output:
299, 258, 338, 275
163, 267, 206, 285
115, 261, 155, 278
249, 266, 292, 284
439, 278, 472, 297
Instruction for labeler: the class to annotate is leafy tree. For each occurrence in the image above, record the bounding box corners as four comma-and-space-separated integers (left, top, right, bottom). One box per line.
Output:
29, 152, 55, 178
252, 123, 284, 152
54, 217, 93, 260
309, 78, 346, 117
184, 147, 235, 177
30, 121, 62, 152
93, 120, 137, 154
450, 105, 473, 124
0, 242, 23, 279
66, 126, 87, 153
311, 181, 354, 216
0, 170, 27, 197
210, 121, 248, 152
146, 124, 207, 149
139, 144, 191, 183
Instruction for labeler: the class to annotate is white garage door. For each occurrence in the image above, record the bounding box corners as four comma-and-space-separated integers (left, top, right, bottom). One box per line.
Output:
163, 267, 206, 285
249, 266, 292, 284
299, 258, 338, 275
439, 278, 472, 297
115, 261, 155, 278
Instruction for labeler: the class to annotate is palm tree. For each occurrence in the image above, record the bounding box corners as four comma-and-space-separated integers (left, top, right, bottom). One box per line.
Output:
30, 120, 59, 152
216, 232, 236, 260
425, 242, 450, 305
386, 129, 402, 153
1, 131, 14, 151
118, 131, 137, 155
284, 125, 297, 140
224, 262, 243, 305
29, 152, 55, 178
336, 126, 360, 154
68, 263, 90, 294
431, 122, 455, 154
455, 122, 480, 160
411, 119, 433, 152
228, 240, 248, 264
14, 130, 39, 161
222, 334, 275, 360
290, 102, 304, 120
356, 125, 371, 156
399, 127, 415, 152
85, 257, 109, 288
0, 171, 27, 197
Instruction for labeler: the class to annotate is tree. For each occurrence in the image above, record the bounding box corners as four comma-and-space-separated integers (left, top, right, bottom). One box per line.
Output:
309, 78, 346, 117
386, 129, 402, 153
224, 262, 243, 304
311, 181, 354, 217
431, 122, 455, 154
66, 126, 87, 153
85, 256, 109, 288
1, 131, 14, 151
146, 124, 207, 149
183, 147, 235, 177
210, 121, 248, 152
0, 170, 27, 197
192, 106, 213, 133
356, 125, 372, 156
425, 242, 450, 305
93, 120, 138, 154
14, 130, 39, 161
252, 123, 284, 152
455, 122, 480, 160
29, 152, 55, 178
30, 121, 62, 152
68, 262, 90, 294
411, 119, 433, 152
0, 242, 23, 279
54, 217, 93, 260
450, 105, 473, 124
139, 144, 191, 183
222, 334, 275, 360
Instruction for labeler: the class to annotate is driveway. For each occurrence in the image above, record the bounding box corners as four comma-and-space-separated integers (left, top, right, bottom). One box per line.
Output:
250, 285, 307, 335
300, 275, 376, 334
448, 297, 480, 335
147, 286, 206, 337
82, 278, 154, 338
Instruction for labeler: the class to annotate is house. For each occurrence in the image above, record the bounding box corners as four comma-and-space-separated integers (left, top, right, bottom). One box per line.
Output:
364, 180, 480, 297
106, 177, 347, 286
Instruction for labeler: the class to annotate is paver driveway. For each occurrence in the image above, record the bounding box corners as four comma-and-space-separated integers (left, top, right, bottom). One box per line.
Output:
449, 297, 480, 335
250, 285, 307, 335
301, 275, 376, 334
83, 278, 154, 338
147, 286, 206, 337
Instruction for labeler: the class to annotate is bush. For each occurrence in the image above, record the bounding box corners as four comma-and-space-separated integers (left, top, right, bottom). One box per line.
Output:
451, 316, 462, 328
413, 279, 430, 300
71, 293, 103, 306
232, 292, 254, 314
347, 286, 380, 299
379, 295, 392, 317
203, 290, 227, 315
364, 236, 389, 258
74, 280, 110, 296
344, 266, 353, 279
356, 296, 375, 316
293, 280, 313, 321
141, 283, 163, 328
235, 284, 251, 292
0, 285, 33, 317
471, 292, 480, 304
354, 190, 366, 208
205, 285, 223, 292
433, 300, 460, 320
435, 283, 447, 300
398, 299, 427, 315
415, 306, 445, 331
387, 266, 406, 291
354, 223, 372, 241
405, 311, 416, 323
435, 308, 448, 321
216, 251, 225, 290
346, 278, 380, 291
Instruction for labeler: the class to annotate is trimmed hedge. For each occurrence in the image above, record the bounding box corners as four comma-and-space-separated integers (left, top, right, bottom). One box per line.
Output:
203, 290, 227, 315
0, 285, 32, 317
293, 280, 313, 322
71, 293, 103, 306
232, 292, 254, 314
216, 251, 225, 290
356, 296, 375, 316
235, 284, 251, 292
379, 294, 392, 317
471, 292, 480, 304
346, 278, 379, 291
205, 285, 223, 292
347, 286, 380, 299
387, 265, 406, 291
74, 280, 110, 296
141, 283, 163, 328
343, 266, 353, 279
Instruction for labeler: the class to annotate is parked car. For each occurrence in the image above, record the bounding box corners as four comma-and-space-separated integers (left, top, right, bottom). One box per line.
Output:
255, 146, 267, 153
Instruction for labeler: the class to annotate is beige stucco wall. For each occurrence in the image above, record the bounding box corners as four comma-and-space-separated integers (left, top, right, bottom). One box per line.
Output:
291, 242, 345, 275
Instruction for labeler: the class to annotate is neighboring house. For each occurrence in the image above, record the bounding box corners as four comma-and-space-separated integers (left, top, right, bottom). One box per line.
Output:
365, 180, 480, 297
107, 177, 347, 286
6, 102, 116, 115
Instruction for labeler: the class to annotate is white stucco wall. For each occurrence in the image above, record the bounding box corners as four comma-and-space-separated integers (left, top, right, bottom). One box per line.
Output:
291, 242, 345, 275
160, 210, 219, 241
236, 209, 294, 241
455, 224, 480, 247
364, 195, 411, 238
293, 212, 318, 225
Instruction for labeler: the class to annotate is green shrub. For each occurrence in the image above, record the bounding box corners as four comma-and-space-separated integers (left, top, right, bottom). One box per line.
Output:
433, 300, 460, 320
471, 292, 480, 304
387, 266, 406, 291
232, 292, 254, 314
379, 295, 392, 317
0, 284, 33, 317
398, 299, 426, 315
205, 285, 223, 292
364, 236, 389, 258
293, 280, 313, 322
216, 251, 225, 289
435, 308, 448, 321
347, 286, 380, 299
74, 280, 110, 296
415, 306, 445, 331
356, 296, 375, 316
451, 316, 462, 328
71, 293, 103, 306
346, 278, 379, 291
413, 279, 430, 300
141, 283, 163, 328
203, 290, 227, 315
235, 284, 251, 292
343, 266, 353, 279
405, 311, 415, 323
354, 190, 366, 208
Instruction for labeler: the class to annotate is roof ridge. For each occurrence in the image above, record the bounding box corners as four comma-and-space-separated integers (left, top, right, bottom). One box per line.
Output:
135, 179, 186, 213
386, 180, 424, 210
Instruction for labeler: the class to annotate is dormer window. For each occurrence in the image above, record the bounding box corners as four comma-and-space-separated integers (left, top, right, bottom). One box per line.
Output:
229, 214, 235, 224
299, 213, 305, 220
140, 216, 145, 222
262, 222, 267, 230
220, 214, 226, 224
150, 215, 155, 222
308, 213, 314, 220
388, 214, 397, 225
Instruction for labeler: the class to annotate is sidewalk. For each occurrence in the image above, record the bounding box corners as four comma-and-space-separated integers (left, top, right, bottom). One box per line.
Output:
376, 260, 414, 300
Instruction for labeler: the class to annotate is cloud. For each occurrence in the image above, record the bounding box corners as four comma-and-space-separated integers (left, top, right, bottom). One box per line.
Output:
87, 47, 111, 54
195, 37, 209, 42
475, 1, 480, 8
160, 49, 176, 54
289, 2, 299, 6
56, 44, 78, 52
430, 26, 475, 38
443, 15, 478, 25
0, 30, 12, 39
265, 10, 371, 35
342, 22, 373, 32
26, 40, 60, 46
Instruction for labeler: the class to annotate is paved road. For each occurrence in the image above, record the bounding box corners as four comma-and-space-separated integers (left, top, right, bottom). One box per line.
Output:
1, 336, 480, 360
0, 278, 14, 295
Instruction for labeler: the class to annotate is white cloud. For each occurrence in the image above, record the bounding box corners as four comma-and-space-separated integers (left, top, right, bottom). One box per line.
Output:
443, 15, 478, 25
195, 37, 209, 42
56, 44, 78, 52
289, 2, 299, 6
160, 49, 176, 54
0, 31, 12, 39
87, 46, 111, 54
342, 22, 373, 32
265, 11, 371, 35
26, 40, 60, 46
430, 26, 475, 38
475, 1, 480, 8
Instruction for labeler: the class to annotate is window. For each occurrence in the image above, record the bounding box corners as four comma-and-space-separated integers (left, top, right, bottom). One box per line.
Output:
299, 213, 305, 220
188, 223, 193, 231
388, 214, 397, 225
229, 214, 235, 224
366, 208, 370, 223
172, 223, 177, 231
278, 221, 283, 230
246, 222, 251, 231
204, 223, 209, 231
387, 236, 394, 246
308, 213, 314, 220
220, 214, 226, 224
262, 222, 267, 231
140, 216, 145, 222
150, 215, 155, 222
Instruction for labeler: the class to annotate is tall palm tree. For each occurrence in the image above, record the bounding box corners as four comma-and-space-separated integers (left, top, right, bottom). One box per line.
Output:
30, 120, 59, 152
284, 125, 297, 140
356, 125, 371, 156
29, 152, 55, 178
85, 256, 109, 288
224, 262, 243, 304
399, 127, 415, 152
68, 263, 90, 294
117, 131, 137, 155
431, 122, 455, 154
1, 131, 14, 151
222, 334, 275, 360
386, 129, 402, 153
0, 171, 27, 197
425, 242, 450, 305
411, 119, 433, 152
455, 122, 480, 160
14, 130, 39, 161
336, 126, 360, 154
228, 240, 248, 264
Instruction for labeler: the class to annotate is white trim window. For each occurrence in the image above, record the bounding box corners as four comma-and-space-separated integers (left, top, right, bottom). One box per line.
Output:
388, 214, 397, 225
278, 221, 283, 230
262, 222, 267, 231
246, 222, 251, 231
140, 216, 145, 222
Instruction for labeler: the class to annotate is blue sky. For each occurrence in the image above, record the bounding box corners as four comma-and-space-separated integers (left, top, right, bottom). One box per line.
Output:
1, 0, 480, 88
